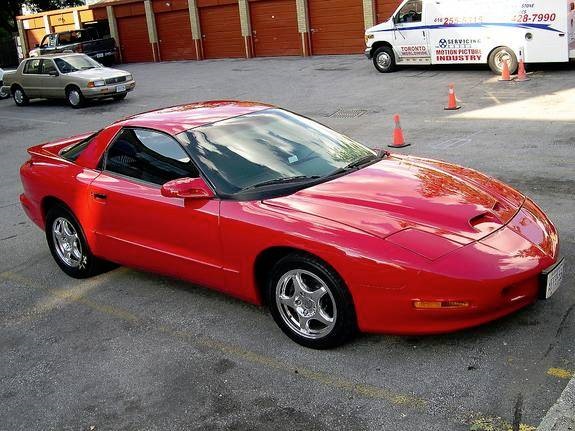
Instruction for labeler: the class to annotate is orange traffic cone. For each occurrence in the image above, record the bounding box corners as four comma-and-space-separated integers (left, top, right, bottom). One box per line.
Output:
444, 83, 461, 110
498, 60, 512, 81
388, 114, 410, 148
516, 59, 530, 82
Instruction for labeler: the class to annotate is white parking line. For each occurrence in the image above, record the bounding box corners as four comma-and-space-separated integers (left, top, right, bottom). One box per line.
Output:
0, 115, 67, 125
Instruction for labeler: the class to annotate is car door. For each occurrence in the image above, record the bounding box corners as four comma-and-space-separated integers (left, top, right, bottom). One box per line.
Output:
21, 58, 43, 97
392, 0, 431, 63
89, 127, 225, 289
38, 59, 64, 99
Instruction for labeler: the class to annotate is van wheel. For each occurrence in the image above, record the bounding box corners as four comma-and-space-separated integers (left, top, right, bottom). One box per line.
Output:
488, 47, 518, 75
373, 46, 396, 73
66, 86, 85, 108
13, 86, 29, 106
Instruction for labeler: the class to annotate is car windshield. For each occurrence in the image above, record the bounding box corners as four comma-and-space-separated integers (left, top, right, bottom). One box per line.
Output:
54, 55, 101, 73
178, 109, 376, 195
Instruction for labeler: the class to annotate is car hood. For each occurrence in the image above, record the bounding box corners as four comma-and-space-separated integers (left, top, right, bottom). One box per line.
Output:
263, 155, 525, 245
67, 67, 129, 80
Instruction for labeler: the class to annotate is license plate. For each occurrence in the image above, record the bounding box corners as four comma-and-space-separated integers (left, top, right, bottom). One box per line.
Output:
540, 258, 564, 299
96, 53, 103, 58
116, 84, 126, 93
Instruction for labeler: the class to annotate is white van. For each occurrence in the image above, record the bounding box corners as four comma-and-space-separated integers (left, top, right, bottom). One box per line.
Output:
365, 0, 575, 73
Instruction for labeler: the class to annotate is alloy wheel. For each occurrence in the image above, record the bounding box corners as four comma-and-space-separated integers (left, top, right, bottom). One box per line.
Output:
52, 217, 83, 267
275, 269, 337, 339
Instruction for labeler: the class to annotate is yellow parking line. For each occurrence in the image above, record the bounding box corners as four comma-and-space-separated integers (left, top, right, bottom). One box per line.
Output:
0, 270, 539, 429
547, 367, 574, 379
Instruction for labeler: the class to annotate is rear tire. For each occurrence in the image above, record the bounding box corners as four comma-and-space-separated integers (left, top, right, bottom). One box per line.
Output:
66, 86, 85, 108
46, 205, 112, 278
373, 46, 396, 73
13, 86, 29, 106
488, 46, 518, 75
267, 253, 357, 349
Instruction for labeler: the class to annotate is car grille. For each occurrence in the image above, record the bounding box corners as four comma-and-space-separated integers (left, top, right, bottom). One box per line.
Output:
105, 76, 127, 85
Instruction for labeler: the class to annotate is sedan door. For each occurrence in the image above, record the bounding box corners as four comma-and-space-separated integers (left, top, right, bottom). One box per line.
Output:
20, 58, 43, 97
38, 59, 64, 99
88, 127, 225, 289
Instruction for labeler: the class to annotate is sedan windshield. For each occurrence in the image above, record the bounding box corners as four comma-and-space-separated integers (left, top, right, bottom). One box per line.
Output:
178, 109, 376, 195
54, 55, 101, 74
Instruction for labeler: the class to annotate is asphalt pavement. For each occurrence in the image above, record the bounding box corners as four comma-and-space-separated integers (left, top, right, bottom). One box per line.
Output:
0, 56, 574, 431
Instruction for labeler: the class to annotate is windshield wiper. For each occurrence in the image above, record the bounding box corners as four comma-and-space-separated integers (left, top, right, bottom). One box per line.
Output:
327, 150, 389, 177
246, 175, 321, 190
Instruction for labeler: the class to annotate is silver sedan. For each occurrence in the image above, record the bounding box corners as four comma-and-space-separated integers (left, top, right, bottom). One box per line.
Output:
1, 53, 136, 108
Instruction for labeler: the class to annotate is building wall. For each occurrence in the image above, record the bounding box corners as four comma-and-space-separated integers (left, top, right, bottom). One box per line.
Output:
17, 0, 403, 61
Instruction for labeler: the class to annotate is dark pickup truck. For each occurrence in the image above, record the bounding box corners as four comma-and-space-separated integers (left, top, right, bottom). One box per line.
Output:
29, 28, 118, 65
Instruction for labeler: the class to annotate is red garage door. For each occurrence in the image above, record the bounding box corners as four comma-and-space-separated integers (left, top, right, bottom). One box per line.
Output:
250, 0, 300, 57
199, 3, 244, 59
156, 10, 196, 61
117, 15, 153, 63
308, 0, 365, 55
26, 29, 45, 51
376, 0, 401, 23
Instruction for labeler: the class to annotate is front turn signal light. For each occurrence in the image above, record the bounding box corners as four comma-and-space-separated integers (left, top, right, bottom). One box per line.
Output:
413, 300, 470, 309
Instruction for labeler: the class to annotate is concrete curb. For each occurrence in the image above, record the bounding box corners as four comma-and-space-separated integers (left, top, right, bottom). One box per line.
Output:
537, 375, 575, 431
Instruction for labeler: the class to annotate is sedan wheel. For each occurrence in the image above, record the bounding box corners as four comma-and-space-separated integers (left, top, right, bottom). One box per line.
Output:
13, 87, 28, 106
268, 253, 356, 348
67, 87, 85, 108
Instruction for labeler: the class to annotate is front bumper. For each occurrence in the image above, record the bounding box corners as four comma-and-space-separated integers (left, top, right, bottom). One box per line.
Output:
83, 80, 136, 99
364, 48, 372, 59
353, 198, 561, 334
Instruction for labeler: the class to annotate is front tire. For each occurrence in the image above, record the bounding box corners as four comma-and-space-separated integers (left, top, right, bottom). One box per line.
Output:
267, 253, 357, 349
13, 86, 29, 106
46, 206, 110, 278
66, 86, 85, 108
373, 46, 396, 73
113, 93, 127, 101
488, 46, 518, 75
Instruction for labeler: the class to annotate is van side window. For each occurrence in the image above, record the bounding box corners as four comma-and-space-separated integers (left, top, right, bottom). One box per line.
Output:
104, 128, 199, 186
397, 0, 422, 23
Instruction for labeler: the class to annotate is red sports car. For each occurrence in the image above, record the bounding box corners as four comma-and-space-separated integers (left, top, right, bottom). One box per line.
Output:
20, 101, 564, 348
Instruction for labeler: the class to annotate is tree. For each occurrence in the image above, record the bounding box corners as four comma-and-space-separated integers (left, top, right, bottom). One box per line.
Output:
1, 0, 83, 38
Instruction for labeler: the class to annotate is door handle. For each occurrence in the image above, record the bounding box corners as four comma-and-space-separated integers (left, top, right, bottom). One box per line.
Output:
93, 192, 107, 201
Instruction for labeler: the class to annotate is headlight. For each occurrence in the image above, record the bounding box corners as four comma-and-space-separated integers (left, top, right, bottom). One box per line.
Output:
88, 80, 106, 88
125, 74, 133, 81
365, 34, 374, 43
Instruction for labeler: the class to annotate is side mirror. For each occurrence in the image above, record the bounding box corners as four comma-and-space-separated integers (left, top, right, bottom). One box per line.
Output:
392, 14, 398, 25
49, 70, 59, 77
161, 177, 214, 199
